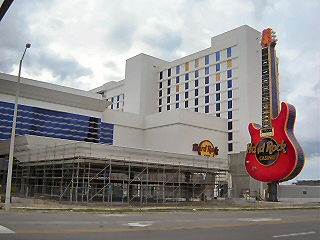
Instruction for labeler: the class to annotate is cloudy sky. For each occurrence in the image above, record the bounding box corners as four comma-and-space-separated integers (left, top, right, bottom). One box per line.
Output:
0, 0, 319, 181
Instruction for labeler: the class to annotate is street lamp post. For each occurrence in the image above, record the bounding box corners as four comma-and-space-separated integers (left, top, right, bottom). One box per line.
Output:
5, 43, 31, 212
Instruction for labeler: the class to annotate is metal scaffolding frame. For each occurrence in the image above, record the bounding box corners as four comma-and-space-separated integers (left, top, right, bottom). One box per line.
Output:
2, 140, 229, 206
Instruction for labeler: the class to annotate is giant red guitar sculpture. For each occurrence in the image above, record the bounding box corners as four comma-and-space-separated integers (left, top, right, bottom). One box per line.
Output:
245, 28, 305, 183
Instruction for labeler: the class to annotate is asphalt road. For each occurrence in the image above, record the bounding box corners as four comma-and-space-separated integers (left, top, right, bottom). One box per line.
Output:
0, 209, 319, 240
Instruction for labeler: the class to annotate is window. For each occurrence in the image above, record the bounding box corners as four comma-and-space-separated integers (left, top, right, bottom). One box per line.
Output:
195, 59, 199, 68
176, 65, 180, 74
216, 73, 220, 82
167, 79, 171, 86
216, 113, 220, 117
205, 95, 209, 103
227, 80, 232, 88
195, 79, 199, 87
195, 98, 198, 106
216, 103, 220, 111
228, 111, 232, 119
227, 70, 232, 78
159, 107, 162, 112
216, 51, 220, 61
159, 82, 163, 89
227, 59, 232, 68
195, 108, 198, 112
185, 73, 189, 81
176, 76, 180, 83
167, 105, 170, 111
205, 67, 209, 75
228, 100, 232, 109
176, 103, 179, 109
227, 47, 232, 58
228, 90, 232, 98
205, 105, 209, 113
167, 96, 170, 103
195, 70, 199, 78
205, 55, 210, 65
117, 95, 120, 101
216, 83, 220, 91
216, 93, 220, 101
167, 88, 171, 94
159, 99, 162, 105
111, 97, 114, 102
228, 143, 233, 152
195, 89, 199, 96
185, 101, 188, 108
205, 86, 209, 94
168, 68, 171, 77
228, 121, 232, 130
159, 90, 162, 97
228, 132, 233, 141
185, 62, 190, 71
216, 63, 220, 72
160, 72, 163, 79
185, 82, 189, 90
176, 85, 180, 92
205, 76, 209, 84
185, 92, 189, 99
176, 94, 179, 101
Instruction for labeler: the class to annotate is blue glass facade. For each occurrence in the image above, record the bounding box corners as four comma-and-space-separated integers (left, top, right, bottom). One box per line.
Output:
0, 101, 113, 144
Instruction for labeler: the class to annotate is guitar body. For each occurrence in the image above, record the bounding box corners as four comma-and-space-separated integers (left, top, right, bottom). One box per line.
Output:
245, 102, 305, 182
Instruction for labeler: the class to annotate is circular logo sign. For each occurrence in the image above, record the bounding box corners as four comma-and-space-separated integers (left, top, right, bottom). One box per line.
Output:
193, 140, 219, 157
256, 138, 279, 166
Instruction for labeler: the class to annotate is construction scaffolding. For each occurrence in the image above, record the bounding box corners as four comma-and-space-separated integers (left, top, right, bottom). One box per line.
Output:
1, 141, 229, 206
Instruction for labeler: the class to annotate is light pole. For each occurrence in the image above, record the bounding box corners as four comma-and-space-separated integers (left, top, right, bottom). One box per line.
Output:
5, 43, 31, 212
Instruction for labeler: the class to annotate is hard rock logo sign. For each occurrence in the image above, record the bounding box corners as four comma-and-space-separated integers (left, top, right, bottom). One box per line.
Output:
192, 140, 219, 157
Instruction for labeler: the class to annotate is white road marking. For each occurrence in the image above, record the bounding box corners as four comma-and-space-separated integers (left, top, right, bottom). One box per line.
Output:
101, 214, 127, 217
127, 221, 153, 228
273, 231, 316, 238
238, 218, 281, 222
0, 225, 15, 234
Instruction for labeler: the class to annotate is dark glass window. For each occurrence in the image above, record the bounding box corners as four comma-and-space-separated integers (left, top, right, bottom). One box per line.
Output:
185, 73, 189, 81
176, 94, 179, 101
227, 70, 232, 78
195, 79, 198, 87
185, 82, 189, 90
195, 70, 199, 78
205, 67, 209, 75
159, 107, 162, 112
205, 86, 209, 94
216, 51, 220, 61
159, 90, 162, 97
228, 143, 233, 152
228, 100, 232, 109
117, 95, 120, 101
216, 103, 220, 111
228, 132, 233, 141
195, 98, 198, 106
216, 113, 220, 117
195, 89, 198, 96
216, 93, 220, 101
205, 105, 209, 113
167, 96, 170, 103
216, 64, 220, 72
167, 105, 170, 111
205, 76, 209, 84
227, 80, 232, 88
195, 108, 198, 112
159, 82, 163, 89
205, 55, 210, 65
159, 99, 162, 105
168, 68, 171, 77
176, 65, 180, 74
168, 79, 171, 86
228, 121, 232, 130
167, 88, 171, 94
228, 111, 232, 119
176, 76, 180, 84
185, 101, 188, 108
160, 72, 163, 79
176, 103, 179, 108
185, 92, 189, 99
227, 47, 232, 58
228, 90, 232, 98
216, 83, 220, 91
205, 95, 209, 103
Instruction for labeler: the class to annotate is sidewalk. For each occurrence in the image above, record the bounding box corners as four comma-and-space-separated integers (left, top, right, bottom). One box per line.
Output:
1, 197, 319, 212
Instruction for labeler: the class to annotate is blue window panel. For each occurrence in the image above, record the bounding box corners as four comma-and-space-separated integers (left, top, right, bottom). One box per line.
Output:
160, 72, 163, 79
185, 92, 189, 99
228, 90, 232, 98
216, 83, 220, 91
168, 68, 171, 77
205, 67, 209, 75
205, 95, 209, 103
216, 64, 220, 72
185, 73, 189, 81
228, 111, 232, 119
205, 105, 209, 113
227, 47, 232, 58
195, 79, 198, 87
195, 70, 199, 78
216, 103, 220, 111
205, 76, 209, 84
205, 86, 209, 94
195, 89, 198, 96
176, 94, 179, 101
176, 65, 180, 74
227, 70, 232, 78
195, 108, 198, 112
176, 103, 179, 109
205, 55, 210, 65
167, 88, 171, 94
228, 121, 232, 130
176, 76, 180, 84
117, 95, 120, 101
185, 82, 189, 90
228, 132, 233, 141
167, 79, 171, 86
216, 93, 220, 101
185, 101, 188, 108
195, 98, 198, 106
228, 143, 233, 151
216, 113, 220, 117
227, 80, 232, 88
228, 100, 232, 109
216, 51, 220, 61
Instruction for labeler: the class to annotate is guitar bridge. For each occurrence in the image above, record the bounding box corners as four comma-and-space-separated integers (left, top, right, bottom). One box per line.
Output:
260, 128, 274, 137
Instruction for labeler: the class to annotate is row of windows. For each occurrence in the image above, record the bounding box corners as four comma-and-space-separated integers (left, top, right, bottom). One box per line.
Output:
107, 94, 125, 111
0, 101, 114, 144
160, 47, 232, 79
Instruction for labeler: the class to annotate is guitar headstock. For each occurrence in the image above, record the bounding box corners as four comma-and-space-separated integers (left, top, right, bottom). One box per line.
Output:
261, 28, 277, 48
